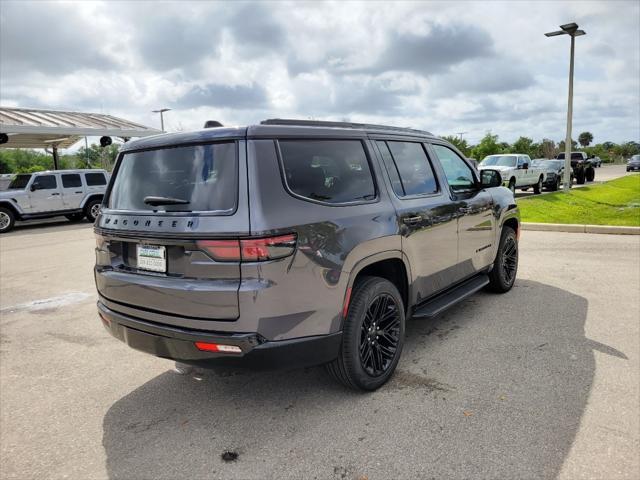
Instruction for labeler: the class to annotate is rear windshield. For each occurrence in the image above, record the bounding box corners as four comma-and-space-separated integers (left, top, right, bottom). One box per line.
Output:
556, 153, 584, 160
8, 174, 32, 189
107, 142, 237, 213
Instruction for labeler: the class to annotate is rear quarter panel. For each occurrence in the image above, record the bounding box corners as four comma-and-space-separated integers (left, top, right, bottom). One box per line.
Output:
245, 139, 401, 340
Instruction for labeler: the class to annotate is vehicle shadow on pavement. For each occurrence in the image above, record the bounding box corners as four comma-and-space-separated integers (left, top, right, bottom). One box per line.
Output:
7, 218, 92, 236
102, 280, 611, 480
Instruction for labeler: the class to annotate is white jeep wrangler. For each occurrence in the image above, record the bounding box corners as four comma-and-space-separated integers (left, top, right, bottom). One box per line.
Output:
478, 154, 546, 194
0, 169, 109, 233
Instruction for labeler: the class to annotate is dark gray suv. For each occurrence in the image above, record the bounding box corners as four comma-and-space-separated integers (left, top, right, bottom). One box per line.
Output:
94, 119, 519, 390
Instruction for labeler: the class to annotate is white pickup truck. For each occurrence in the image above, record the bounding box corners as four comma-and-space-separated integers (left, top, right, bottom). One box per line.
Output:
0, 169, 109, 233
478, 154, 546, 194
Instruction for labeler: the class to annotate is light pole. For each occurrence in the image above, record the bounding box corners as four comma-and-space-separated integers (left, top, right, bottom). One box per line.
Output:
152, 108, 171, 132
545, 23, 586, 192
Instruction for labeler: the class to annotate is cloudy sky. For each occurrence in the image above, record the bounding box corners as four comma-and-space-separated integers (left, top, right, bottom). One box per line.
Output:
1, 0, 638, 144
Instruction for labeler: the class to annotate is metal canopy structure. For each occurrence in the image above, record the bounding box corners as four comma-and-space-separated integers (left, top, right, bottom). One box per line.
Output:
0, 106, 161, 149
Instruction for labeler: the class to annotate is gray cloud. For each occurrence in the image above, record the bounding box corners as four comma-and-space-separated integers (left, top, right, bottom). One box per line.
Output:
134, 14, 222, 71
0, 2, 117, 75
430, 58, 535, 97
361, 24, 494, 75
173, 83, 269, 110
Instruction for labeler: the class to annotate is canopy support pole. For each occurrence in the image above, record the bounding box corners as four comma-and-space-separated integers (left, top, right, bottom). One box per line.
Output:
52, 144, 60, 170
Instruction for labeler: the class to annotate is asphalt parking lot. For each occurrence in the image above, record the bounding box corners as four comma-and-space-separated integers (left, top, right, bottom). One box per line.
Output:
1, 222, 639, 479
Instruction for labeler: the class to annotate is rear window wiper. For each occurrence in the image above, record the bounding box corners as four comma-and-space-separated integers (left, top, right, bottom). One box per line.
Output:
143, 196, 190, 206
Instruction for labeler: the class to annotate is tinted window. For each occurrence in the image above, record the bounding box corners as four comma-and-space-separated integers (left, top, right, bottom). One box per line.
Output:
376, 141, 404, 196
35, 175, 57, 189
85, 173, 107, 186
61, 174, 82, 188
108, 142, 238, 213
383, 141, 438, 196
8, 174, 31, 189
279, 140, 375, 204
432, 145, 476, 192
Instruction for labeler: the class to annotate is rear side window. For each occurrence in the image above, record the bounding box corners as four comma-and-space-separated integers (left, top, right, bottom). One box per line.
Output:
379, 141, 438, 196
35, 175, 57, 189
85, 173, 107, 186
61, 174, 82, 188
279, 140, 375, 204
107, 142, 238, 213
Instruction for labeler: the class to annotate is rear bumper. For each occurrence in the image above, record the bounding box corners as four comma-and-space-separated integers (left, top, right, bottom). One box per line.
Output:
97, 302, 342, 369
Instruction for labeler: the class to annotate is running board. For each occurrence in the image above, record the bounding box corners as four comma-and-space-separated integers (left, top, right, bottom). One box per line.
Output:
411, 274, 489, 319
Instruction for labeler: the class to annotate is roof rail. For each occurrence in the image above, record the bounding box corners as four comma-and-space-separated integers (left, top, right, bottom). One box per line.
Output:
260, 118, 433, 136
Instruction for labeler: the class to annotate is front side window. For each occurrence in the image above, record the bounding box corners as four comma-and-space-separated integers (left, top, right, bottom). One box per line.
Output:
62, 174, 82, 188
279, 140, 375, 204
108, 142, 238, 213
85, 173, 107, 186
380, 141, 438, 196
432, 144, 476, 192
34, 175, 57, 190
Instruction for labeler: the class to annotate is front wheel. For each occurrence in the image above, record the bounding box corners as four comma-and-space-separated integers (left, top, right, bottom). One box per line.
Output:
0, 207, 15, 234
576, 169, 586, 184
508, 178, 516, 194
533, 176, 543, 194
326, 276, 405, 391
486, 226, 518, 293
585, 168, 595, 182
551, 177, 560, 191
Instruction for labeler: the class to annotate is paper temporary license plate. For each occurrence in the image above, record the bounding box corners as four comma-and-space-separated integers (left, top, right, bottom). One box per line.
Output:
136, 244, 166, 272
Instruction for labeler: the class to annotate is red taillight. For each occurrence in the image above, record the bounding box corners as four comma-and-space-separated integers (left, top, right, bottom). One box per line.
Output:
196, 240, 241, 261
194, 342, 242, 354
197, 234, 296, 262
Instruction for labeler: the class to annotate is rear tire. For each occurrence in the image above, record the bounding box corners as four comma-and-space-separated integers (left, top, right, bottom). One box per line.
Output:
487, 226, 518, 293
84, 198, 102, 223
0, 207, 15, 234
326, 276, 405, 391
533, 176, 543, 194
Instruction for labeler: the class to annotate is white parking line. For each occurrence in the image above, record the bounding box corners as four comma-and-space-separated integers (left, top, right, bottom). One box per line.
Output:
1, 292, 94, 313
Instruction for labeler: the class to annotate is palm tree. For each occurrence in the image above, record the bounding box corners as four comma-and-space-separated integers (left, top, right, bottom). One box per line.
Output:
578, 131, 594, 148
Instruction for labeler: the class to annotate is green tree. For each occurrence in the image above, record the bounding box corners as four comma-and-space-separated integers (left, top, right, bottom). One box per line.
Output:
441, 135, 470, 157
509, 136, 539, 158
540, 139, 557, 159
469, 132, 503, 161
578, 131, 594, 147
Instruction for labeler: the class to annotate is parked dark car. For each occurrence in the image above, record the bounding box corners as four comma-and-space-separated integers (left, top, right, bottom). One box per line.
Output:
590, 156, 602, 168
627, 155, 640, 172
94, 119, 520, 390
532, 159, 573, 191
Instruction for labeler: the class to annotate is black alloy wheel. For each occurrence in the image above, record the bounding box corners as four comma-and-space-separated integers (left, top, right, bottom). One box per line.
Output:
359, 293, 401, 377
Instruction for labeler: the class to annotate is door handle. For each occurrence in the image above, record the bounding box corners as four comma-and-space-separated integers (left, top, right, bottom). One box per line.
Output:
402, 215, 422, 225
51, 193, 60, 196
75, 191, 83, 194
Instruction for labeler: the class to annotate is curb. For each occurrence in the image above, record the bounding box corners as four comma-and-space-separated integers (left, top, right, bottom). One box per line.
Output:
522, 222, 640, 235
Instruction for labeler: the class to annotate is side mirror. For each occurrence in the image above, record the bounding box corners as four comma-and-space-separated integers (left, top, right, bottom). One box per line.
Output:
522, 162, 529, 169
30, 183, 39, 192
480, 169, 502, 188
